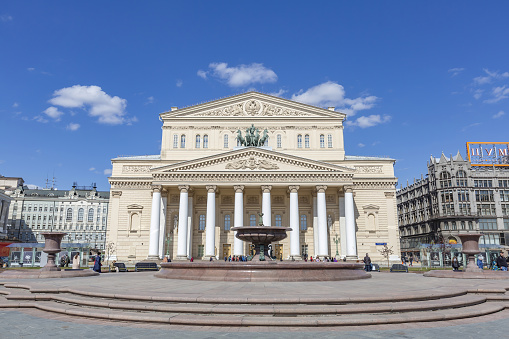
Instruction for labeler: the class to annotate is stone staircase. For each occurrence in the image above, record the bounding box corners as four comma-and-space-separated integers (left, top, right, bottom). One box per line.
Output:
0, 283, 508, 327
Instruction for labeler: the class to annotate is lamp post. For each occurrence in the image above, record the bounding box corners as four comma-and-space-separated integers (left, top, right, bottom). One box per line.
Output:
165, 233, 173, 257
333, 233, 340, 259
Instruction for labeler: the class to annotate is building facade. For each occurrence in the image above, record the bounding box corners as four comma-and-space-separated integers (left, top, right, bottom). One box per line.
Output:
6, 183, 110, 250
107, 92, 400, 262
397, 150, 509, 263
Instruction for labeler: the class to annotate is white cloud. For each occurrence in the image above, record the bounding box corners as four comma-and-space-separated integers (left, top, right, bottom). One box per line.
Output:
197, 70, 207, 79
473, 89, 484, 100
473, 69, 509, 86
89, 167, 96, 171
66, 123, 80, 131
48, 85, 128, 125
0, 15, 13, 22
43, 106, 64, 121
199, 62, 277, 87
484, 85, 509, 103
346, 114, 391, 128
448, 67, 465, 77
358, 143, 365, 148
34, 116, 48, 123
146, 96, 155, 104
462, 122, 481, 132
27, 67, 35, 71
12, 102, 18, 108
493, 110, 505, 119
104, 169, 112, 175
291, 81, 378, 117
176, 79, 183, 87
268, 89, 287, 97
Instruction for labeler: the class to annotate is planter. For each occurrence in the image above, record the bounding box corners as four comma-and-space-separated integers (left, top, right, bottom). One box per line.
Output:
40, 232, 67, 272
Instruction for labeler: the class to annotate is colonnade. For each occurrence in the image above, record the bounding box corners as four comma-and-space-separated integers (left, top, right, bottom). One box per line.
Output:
147, 184, 358, 260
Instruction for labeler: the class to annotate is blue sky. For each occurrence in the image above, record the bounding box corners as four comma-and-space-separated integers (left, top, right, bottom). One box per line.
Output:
1, 1, 509, 190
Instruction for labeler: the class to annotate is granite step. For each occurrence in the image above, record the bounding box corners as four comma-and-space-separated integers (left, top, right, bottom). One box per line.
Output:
5, 293, 488, 316
0, 299, 504, 327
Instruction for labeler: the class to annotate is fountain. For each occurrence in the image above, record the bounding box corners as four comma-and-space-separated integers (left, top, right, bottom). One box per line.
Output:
156, 215, 370, 281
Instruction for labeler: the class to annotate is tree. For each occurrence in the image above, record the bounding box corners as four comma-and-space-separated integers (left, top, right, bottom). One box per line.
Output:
105, 241, 116, 266
379, 244, 394, 268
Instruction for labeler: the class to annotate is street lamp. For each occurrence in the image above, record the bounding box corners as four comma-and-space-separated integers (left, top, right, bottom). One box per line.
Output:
333, 233, 340, 259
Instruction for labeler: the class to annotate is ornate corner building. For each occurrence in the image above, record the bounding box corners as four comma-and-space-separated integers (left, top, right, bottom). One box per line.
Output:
107, 92, 400, 262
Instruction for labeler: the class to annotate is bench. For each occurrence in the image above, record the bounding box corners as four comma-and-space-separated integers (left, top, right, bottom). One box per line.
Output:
135, 262, 159, 272
112, 262, 128, 272
371, 263, 381, 272
390, 263, 408, 273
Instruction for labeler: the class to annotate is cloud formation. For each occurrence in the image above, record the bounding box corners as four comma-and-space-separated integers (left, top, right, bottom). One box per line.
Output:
291, 81, 378, 117
48, 85, 129, 125
43, 106, 64, 121
346, 114, 391, 128
448, 67, 465, 77
473, 69, 509, 86
493, 110, 505, 119
66, 123, 80, 131
484, 86, 509, 103
104, 169, 112, 175
0, 14, 13, 22
198, 62, 277, 87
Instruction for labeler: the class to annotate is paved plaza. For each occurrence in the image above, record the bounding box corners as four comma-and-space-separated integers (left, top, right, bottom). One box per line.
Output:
1, 271, 509, 338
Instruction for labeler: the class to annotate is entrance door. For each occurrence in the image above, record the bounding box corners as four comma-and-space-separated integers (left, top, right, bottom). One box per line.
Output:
222, 244, 231, 259
275, 244, 283, 260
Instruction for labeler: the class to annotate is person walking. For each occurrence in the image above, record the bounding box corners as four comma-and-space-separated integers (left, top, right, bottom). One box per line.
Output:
363, 253, 372, 272
93, 252, 102, 273
477, 253, 484, 269
451, 255, 460, 271
72, 253, 80, 270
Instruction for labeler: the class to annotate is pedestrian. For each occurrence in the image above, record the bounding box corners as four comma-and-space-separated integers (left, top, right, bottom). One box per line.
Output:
409, 255, 413, 266
363, 253, 372, 272
496, 252, 508, 271
451, 255, 459, 271
93, 252, 102, 273
224, 256, 227, 262
72, 253, 80, 270
477, 253, 484, 269
190, 257, 194, 262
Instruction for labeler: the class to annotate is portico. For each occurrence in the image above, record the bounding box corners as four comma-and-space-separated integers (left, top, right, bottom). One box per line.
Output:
106, 92, 400, 263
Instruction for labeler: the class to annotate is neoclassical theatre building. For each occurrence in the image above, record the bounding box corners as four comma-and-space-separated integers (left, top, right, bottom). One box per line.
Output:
106, 92, 400, 262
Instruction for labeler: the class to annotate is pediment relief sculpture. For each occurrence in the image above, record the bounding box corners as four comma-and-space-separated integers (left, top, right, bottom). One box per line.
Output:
225, 156, 279, 170
191, 100, 314, 117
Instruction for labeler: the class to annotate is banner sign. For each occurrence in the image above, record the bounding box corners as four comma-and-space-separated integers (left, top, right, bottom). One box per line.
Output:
467, 142, 509, 167
375, 243, 387, 245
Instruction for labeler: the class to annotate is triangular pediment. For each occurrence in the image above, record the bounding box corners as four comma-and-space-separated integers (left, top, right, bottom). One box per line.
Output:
159, 92, 346, 120
151, 147, 355, 174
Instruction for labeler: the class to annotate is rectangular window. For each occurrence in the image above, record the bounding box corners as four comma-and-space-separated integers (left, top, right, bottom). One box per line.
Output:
457, 190, 469, 201
203, 135, 208, 148
502, 204, 509, 216
304, 135, 310, 148
300, 214, 307, 231
477, 204, 496, 216
249, 214, 256, 226
195, 135, 201, 148
458, 203, 471, 215
173, 135, 178, 148
504, 219, 509, 230
319, 135, 325, 148
499, 180, 509, 188
475, 190, 494, 202
197, 245, 204, 258
277, 134, 281, 148
223, 134, 228, 148
224, 214, 231, 231
275, 214, 282, 227
199, 214, 206, 230
474, 180, 492, 188
327, 134, 333, 148
297, 135, 302, 148
500, 190, 509, 202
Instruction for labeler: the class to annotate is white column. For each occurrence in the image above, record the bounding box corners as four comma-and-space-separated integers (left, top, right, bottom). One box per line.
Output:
312, 194, 319, 257
316, 185, 328, 257
176, 185, 189, 260
233, 185, 244, 256
289, 185, 301, 259
148, 186, 162, 259
205, 185, 217, 259
186, 193, 193, 259
158, 191, 167, 259
339, 190, 347, 258
261, 185, 272, 226
345, 186, 357, 259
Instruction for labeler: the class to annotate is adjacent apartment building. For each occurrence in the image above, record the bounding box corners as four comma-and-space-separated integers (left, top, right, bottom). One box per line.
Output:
6, 182, 110, 250
397, 142, 509, 264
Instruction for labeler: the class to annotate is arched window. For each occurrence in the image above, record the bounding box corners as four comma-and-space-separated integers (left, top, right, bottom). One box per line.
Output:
224, 134, 228, 148
456, 170, 467, 187
203, 135, 208, 148
327, 134, 333, 148
195, 135, 201, 148
250, 214, 256, 226
180, 134, 186, 148
173, 135, 178, 148
199, 214, 206, 230
275, 214, 282, 227
88, 208, 94, 222
277, 134, 282, 148
305, 134, 310, 148
66, 208, 73, 222
224, 214, 231, 230
320, 134, 325, 148
457, 170, 467, 177
300, 214, 307, 230
78, 208, 84, 222
297, 134, 302, 148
